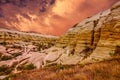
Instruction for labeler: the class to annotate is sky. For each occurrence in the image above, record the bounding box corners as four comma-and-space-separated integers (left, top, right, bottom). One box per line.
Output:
0, 0, 119, 36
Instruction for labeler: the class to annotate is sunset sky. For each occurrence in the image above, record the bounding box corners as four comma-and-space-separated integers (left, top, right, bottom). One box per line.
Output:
0, 0, 119, 36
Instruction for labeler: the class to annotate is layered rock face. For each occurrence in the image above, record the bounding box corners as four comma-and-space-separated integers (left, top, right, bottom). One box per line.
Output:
55, 1, 120, 64
0, 29, 58, 75
0, 29, 58, 46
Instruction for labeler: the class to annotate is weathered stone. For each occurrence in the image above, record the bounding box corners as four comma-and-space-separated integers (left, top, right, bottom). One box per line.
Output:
56, 1, 120, 64
0, 1, 120, 74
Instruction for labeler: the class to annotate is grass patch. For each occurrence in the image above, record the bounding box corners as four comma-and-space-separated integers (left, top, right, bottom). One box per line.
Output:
18, 63, 36, 70
3, 73, 16, 80
11, 59, 120, 80
0, 56, 13, 61
44, 63, 75, 71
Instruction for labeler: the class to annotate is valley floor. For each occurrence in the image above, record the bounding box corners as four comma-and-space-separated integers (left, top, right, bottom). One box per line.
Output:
9, 58, 120, 80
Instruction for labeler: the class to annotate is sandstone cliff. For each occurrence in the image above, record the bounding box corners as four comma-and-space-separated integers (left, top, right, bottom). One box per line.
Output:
0, 28, 58, 49
54, 1, 120, 64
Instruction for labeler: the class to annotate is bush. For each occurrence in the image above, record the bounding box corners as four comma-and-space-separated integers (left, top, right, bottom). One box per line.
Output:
0, 65, 12, 75
12, 52, 22, 57
12, 45, 22, 49
25, 63, 36, 70
3, 73, 16, 80
109, 51, 115, 56
0, 65, 8, 72
0, 56, 13, 61
0, 42, 7, 46
52, 49, 58, 52
18, 63, 36, 70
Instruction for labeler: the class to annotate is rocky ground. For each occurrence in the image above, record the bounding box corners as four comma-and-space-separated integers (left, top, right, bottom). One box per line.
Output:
10, 59, 120, 80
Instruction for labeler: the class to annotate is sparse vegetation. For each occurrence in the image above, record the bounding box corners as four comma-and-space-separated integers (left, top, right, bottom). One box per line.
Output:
11, 45, 22, 49
0, 42, 7, 46
33, 42, 55, 51
33, 43, 49, 51
52, 49, 58, 52
109, 46, 120, 56
12, 52, 22, 57
3, 73, 16, 80
36, 44, 43, 51
45, 63, 74, 71
24, 63, 36, 70
109, 51, 115, 56
0, 55, 13, 61
0, 52, 22, 61
47, 43, 54, 48
18, 63, 36, 70
11, 59, 120, 80
0, 65, 8, 72
0, 65, 13, 75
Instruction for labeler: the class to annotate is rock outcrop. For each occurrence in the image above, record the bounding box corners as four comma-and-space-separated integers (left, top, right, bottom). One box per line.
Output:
0, 29, 58, 45
55, 1, 120, 64
0, 29, 58, 75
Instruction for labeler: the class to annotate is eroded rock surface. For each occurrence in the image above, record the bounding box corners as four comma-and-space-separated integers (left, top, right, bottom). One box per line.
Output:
0, 1, 120, 78
56, 1, 120, 64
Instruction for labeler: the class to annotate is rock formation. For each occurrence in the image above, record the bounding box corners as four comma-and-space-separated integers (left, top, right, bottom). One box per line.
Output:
0, 1, 120, 78
0, 29, 58, 44
46, 1, 120, 64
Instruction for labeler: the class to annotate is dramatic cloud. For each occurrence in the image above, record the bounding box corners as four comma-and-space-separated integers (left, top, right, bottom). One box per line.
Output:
0, 0, 119, 35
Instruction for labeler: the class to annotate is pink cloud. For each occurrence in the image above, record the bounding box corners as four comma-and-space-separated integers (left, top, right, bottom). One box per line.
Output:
0, 0, 119, 36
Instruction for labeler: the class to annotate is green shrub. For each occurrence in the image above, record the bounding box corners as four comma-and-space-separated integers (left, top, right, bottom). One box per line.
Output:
0, 42, 7, 46
13, 52, 22, 57
109, 52, 115, 56
45, 63, 57, 67
52, 49, 58, 52
12, 45, 22, 49
79, 64, 85, 67
58, 65, 64, 70
47, 43, 54, 48
0, 56, 12, 61
0, 65, 12, 75
18, 63, 36, 70
24, 63, 36, 70
0, 65, 8, 72
3, 73, 16, 80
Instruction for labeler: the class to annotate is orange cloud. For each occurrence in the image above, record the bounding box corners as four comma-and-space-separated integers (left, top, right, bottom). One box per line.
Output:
0, 0, 119, 36
48, 0, 119, 35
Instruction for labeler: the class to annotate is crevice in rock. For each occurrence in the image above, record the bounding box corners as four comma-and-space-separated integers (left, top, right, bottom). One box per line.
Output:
115, 46, 120, 56
44, 53, 63, 66
91, 19, 99, 46
80, 19, 102, 60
